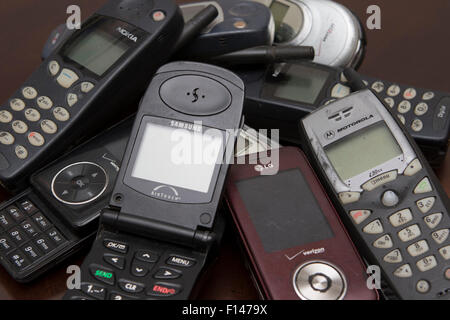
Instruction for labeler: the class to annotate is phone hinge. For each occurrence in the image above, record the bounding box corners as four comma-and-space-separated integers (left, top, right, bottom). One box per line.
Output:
101, 209, 215, 248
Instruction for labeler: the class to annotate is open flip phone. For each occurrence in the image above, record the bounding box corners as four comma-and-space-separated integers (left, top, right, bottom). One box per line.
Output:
0, 0, 184, 191
252, 0, 365, 68
238, 61, 450, 166
226, 147, 377, 300
179, 0, 275, 58
63, 61, 244, 300
300, 84, 450, 299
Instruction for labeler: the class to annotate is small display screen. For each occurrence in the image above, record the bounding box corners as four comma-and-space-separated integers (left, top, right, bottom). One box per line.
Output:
131, 123, 224, 193
325, 122, 403, 181
270, 2, 289, 31
63, 18, 135, 76
236, 169, 334, 252
272, 65, 330, 104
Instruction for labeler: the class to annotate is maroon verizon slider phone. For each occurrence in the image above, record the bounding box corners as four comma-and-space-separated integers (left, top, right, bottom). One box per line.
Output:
225, 147, 378, 300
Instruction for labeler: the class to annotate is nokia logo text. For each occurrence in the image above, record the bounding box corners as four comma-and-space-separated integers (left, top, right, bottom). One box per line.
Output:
117, 27, 138, 42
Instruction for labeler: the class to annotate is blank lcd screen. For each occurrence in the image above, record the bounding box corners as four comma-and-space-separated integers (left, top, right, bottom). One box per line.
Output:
236, 169, 334, 252
131, 123, 224, 193
64, 20, 132, 76
325, 122, 403, 181
272, 65, 330, 104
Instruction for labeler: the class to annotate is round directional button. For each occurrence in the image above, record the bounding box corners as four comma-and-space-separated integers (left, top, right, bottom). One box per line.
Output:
52, 162, 108, 205
381, 190, 399, 207
294, 262, 346, 300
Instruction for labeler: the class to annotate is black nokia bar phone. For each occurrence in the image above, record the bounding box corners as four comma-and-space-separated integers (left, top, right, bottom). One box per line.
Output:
0, 0, 184, 191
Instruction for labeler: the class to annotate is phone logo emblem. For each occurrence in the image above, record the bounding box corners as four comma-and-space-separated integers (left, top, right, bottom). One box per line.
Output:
187, 88, 206, 103
151, 185, 181, 201
324, 130, 335, 140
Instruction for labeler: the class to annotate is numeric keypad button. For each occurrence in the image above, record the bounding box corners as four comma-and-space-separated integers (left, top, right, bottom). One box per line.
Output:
0, 132, 14, 145
28, 132, 45, 147
414, 178, 433, 194
393, 264, 412, 278
0, 110, 12, 123
439, 245, 450, 260
46, 228, 66, 246
81, 283, 106, 300
407, 240, 429, 257
383, 249, 403, 264
0, 212, 14, 229
5, 206, 24, 222
22, 87, 37, 99
371, 81, 385, 93
53, 107, 70, 122
67, 93, 78, 107
24, 108, 40, 122
398, 101, 411, 114
416, 255, 437, 272
32, 213, 51, 231
22, 243, 41, 262
18, 200, 37, 214
8, 227, 28, 245
0, 236, 14, 253
36, 96, 53, 110
424, 213, 443, 229
389, 209, 413, 227
373, 235, 393, 249
15, 145, 28, 159
384, 97, 395, 108
8, 251, 29, 270
10, 99, 25, 111
403, 88, 417, 100
81, 82, 95, 93
20, 220, 38, 236
411, 119, 423, 132
397, 114, 406, 125
48, 60, 60, 76
414, 103, 428, 116
387, 85, 401, 97
350, 210, 371, 225
398, 225, 421, 242
12, 120, 28, 134
34, 237, 54, 254
431, 229, 449, 244
40, 120, 57, 134
416, 197, 435, 214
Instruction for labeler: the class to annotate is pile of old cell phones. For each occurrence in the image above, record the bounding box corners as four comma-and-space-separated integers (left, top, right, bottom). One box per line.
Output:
0, 0, 448, 301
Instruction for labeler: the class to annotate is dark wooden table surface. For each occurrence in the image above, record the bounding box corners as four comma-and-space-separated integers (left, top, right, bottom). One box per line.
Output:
0, 0, 448, 300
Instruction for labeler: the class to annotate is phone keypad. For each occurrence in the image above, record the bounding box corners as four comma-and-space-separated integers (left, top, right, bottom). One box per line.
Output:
344, 159, 450, 297
1, 59, 96, 164
66, 230, 204, 300
0, 198, 67, 272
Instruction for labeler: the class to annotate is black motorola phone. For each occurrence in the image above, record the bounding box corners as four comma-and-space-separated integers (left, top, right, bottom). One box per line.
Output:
0, 118, 132, 282
0, 0, 184, 191
300, 85, 450, 299
63, 61, 244, 300
238, 61, 450, 166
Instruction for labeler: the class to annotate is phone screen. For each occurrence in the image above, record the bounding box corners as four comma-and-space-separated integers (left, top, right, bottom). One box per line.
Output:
236, 169, 334, 252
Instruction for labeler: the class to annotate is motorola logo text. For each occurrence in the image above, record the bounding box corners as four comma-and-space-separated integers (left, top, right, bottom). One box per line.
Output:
337, 115, 374, 133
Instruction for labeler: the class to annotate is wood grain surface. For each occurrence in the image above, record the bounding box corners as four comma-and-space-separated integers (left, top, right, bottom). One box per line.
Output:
0, 0, 448, 300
